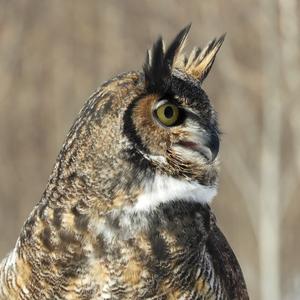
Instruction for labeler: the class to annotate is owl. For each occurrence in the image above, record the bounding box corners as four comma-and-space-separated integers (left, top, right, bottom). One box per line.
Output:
0, 25, 248, 299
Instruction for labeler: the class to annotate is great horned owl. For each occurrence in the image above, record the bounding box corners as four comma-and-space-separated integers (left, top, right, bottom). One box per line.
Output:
0, 25, 248, 299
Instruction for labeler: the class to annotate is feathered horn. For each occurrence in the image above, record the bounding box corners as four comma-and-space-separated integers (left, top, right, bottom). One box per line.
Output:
143, 25, 225, 91
184, 34, 226, 83
143, 24, 191, 93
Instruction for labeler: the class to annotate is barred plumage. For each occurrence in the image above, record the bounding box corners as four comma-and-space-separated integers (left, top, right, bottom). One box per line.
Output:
0, 25, 248, 299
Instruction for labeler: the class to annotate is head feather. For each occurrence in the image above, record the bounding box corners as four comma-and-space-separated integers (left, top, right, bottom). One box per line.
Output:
143, 24, 191, 93
164, 23, 191, 67
185, 34, 226, 83
143, 26, 225, 90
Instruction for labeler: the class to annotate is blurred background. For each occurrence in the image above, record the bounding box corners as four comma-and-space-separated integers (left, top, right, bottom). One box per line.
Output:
0, 1, 299, 299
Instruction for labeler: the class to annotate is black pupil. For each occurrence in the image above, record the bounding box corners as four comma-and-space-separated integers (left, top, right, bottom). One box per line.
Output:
164, 106, 174, 119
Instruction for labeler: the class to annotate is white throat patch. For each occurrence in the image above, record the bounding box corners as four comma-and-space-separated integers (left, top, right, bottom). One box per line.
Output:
133, 175, 217, 211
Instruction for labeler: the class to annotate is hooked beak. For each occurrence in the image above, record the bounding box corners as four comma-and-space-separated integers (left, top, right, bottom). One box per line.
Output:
204, 130, 219, 161
176, 131, 219, 162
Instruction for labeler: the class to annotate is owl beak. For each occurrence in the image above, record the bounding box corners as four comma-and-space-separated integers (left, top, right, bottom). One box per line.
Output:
205, 131, 219, 162
176, 131, 219, 162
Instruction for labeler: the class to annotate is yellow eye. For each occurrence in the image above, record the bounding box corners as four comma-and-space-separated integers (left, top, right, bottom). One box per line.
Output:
156, 102, 180, 126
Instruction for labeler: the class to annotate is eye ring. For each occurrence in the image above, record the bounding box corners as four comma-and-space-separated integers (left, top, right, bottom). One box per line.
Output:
154, 101, 181, 127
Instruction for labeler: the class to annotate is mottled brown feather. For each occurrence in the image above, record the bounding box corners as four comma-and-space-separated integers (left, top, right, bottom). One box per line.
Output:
0, 26, 248, 300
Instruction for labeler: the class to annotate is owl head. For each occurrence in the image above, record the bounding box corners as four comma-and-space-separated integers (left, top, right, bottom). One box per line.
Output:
59, 25, 225, 212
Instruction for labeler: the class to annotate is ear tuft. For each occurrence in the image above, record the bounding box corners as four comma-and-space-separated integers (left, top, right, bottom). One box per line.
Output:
164, 23, 191, 68
143, 26, 224, 89
185, 33, 226, 83
143, 24, 191, 93
143, 36, 165, 92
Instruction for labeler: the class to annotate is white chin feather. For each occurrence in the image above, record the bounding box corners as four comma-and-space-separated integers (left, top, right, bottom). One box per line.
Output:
133, 174, 217, 212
